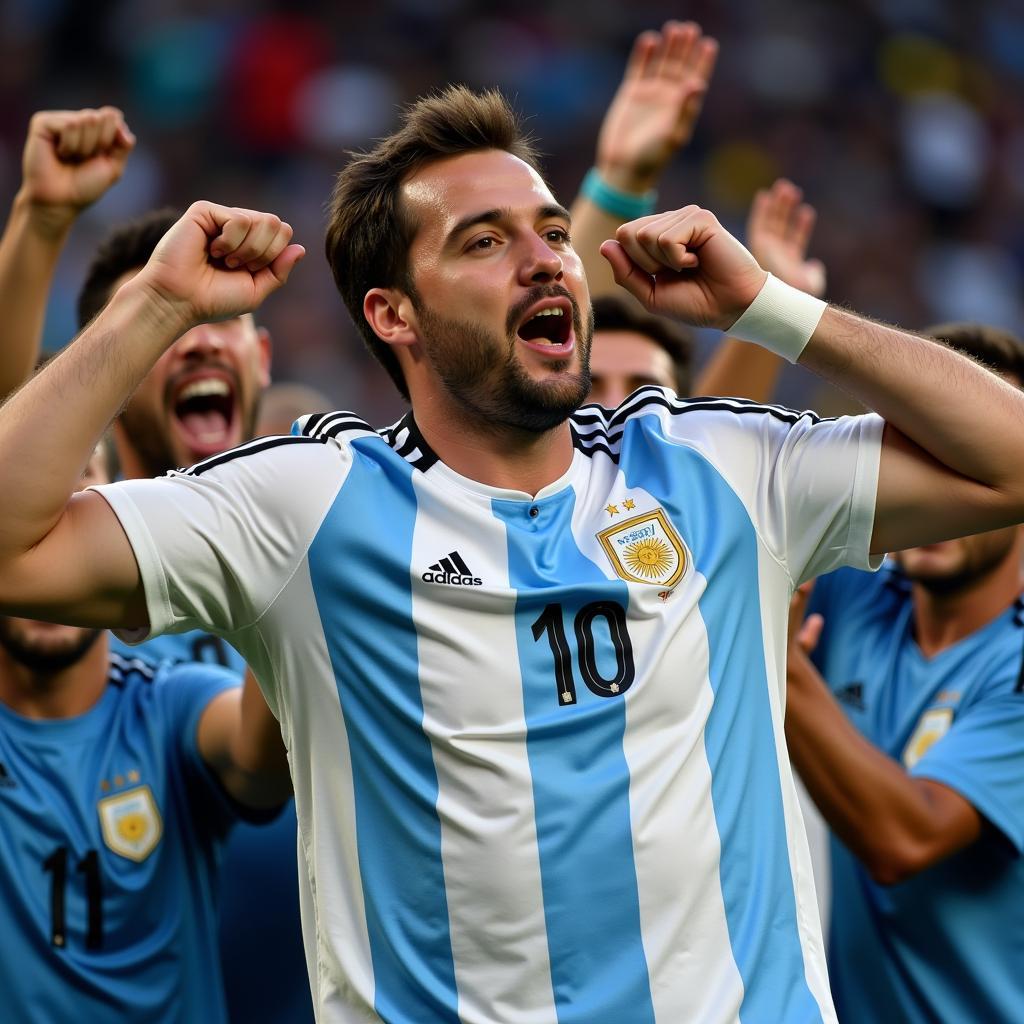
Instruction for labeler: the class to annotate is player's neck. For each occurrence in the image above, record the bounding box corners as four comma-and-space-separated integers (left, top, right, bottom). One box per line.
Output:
411, 400, 575, 495
911, 556, 1024, 659
0, 632, 110, 720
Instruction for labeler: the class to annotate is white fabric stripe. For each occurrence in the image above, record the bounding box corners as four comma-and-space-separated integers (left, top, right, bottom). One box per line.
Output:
252, 561, 378, 1023
409, 476, 557, 1024
568, 466, 744, 1023
753, 546, 837, 1021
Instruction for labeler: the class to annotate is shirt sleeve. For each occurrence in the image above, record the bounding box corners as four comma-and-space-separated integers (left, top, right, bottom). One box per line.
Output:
912, 693, 1024, 854
659, 399, 885, 584
90, 436, 351, 644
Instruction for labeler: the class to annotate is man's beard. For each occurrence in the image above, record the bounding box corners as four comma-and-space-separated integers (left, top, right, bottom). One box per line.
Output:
0, 619, 102, 674
413, 285, 593, 435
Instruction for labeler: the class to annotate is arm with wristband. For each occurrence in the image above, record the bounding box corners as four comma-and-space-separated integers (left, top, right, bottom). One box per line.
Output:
601, 205, 1024, 555
694, 178, 827, 401
569, 21, 717, 306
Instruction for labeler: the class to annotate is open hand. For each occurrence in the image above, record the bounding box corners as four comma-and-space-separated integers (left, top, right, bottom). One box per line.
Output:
135, 202, 305, 329
596, 21, 718, 194
20, 107, 135, 236
747, 179, 826, 298
601, 206, 767, 329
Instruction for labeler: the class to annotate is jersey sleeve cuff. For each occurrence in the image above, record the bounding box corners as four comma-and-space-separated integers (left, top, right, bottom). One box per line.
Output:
90, 483, 176, 643
844, 413, 885, 573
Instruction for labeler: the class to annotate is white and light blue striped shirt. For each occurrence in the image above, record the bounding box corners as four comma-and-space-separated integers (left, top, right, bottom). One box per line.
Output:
96, 388, 882, 1024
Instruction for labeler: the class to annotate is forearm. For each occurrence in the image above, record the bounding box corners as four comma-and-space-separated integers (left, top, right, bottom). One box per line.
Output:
786, 670, 974, 884
221, 673, 292, 809
0, 192, 73, 398
570, 196, 645, 306
692, 337, 785, 401
803, 307, 1024, 497
0, 280, 185, 555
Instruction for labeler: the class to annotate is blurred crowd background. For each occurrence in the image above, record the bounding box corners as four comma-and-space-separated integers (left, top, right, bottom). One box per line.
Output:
1, 0, 1022, 423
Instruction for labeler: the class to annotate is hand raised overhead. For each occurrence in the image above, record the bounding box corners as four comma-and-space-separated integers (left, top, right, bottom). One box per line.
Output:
596, 21, 718, 193
134, 202, 305, 328
600, 206, 767, 330
748, 179, 826, 298
20, 107, 135, 234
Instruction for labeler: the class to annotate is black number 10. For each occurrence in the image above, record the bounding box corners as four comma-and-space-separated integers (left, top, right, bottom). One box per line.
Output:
531, 600, 635, 706
43, 847, 103, 950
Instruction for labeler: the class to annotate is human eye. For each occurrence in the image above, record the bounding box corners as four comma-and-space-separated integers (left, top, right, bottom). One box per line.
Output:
466, 234, 500, 253
542, 226, 571, 245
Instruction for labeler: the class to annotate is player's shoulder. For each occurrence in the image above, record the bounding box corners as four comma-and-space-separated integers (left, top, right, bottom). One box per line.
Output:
570, 386, 826, 463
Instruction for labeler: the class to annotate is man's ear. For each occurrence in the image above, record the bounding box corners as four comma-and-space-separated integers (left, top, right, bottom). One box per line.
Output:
256, 326, 272, 388
364, 288, 418, 349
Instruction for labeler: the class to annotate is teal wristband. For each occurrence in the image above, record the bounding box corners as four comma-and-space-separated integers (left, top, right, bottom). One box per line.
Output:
581, 168, 657, 220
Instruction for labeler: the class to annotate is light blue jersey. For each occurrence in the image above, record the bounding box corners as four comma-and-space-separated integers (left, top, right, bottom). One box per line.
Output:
0, 651, 239, 1023
110, 631, 313, 1023
809, 565, 1024, 1024
97, 389, 884, 1024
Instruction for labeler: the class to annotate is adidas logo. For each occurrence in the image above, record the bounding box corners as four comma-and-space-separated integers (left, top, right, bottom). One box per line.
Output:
836, 681, 866, 710
0, 762, 16, 789
422, 551, 483, 587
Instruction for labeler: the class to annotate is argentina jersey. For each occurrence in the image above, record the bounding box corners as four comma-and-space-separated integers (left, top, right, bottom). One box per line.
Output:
0, 651, 239, 1023
94, 387, 883, 1024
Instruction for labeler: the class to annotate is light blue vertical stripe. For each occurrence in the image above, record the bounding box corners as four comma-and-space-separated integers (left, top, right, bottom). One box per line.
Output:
307, 440, 460, 1024
621, 418, 823, 1023
492, 487, 655, 1024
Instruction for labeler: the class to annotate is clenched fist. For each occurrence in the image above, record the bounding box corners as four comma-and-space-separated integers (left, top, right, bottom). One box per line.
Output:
19, 107, 135, 236
601, 206, 767, 330
133, 202, 305, 329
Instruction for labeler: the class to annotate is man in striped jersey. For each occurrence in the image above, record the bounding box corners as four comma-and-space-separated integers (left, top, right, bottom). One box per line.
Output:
0, 443, 291, 1022
2, 87, 1024, 1023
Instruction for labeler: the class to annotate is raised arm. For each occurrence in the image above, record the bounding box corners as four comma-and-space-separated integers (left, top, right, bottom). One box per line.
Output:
0, 107, 134, 398
197, 668, 292, 809
784, 586, 980, 884
694, 178, 826, 400
0, 202, 304, 627
601, 206, 1024, 552
570, 21, 717, 304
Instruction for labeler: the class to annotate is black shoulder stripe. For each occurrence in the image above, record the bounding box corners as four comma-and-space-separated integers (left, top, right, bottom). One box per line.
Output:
300, 412, 327, 436
303, 410, 374, 439
184, 435, 326, 477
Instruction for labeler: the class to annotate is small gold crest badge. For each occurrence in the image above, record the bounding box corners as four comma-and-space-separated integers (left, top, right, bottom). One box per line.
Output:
598, 508, 687, 588
902, 707, 953, 769
98, 785, 163, 862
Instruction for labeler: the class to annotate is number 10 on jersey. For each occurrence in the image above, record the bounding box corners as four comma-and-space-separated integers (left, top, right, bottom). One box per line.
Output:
531, 601, 635, 707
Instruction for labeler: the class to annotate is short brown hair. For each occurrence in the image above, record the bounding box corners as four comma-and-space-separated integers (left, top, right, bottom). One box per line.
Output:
325, 86, 540, 400
77, 208, 181, 328
591, 294, 694, 396
925, 322, 1024, 387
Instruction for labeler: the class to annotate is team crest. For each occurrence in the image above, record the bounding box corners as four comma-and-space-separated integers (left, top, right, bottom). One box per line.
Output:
98, 785, 162, 862
598, 508, 687, 588
902, 708, 953, 769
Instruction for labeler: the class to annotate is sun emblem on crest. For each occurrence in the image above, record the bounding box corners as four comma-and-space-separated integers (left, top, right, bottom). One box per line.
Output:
623, 538, 674, 579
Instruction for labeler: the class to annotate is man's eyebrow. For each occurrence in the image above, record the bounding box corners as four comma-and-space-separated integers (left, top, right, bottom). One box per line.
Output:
446, 204, 572, 244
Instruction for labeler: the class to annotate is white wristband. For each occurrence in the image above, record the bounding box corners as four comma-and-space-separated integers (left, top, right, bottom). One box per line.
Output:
727, 273, 827, 363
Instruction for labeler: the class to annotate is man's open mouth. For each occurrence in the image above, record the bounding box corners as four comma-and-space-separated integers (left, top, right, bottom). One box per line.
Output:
172, 374, 238, 454
516, 301, 573, 347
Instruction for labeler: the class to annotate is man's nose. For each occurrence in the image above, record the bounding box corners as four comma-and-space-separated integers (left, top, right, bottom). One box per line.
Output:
174, 322, 225, 358
518, 235, 563, 285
